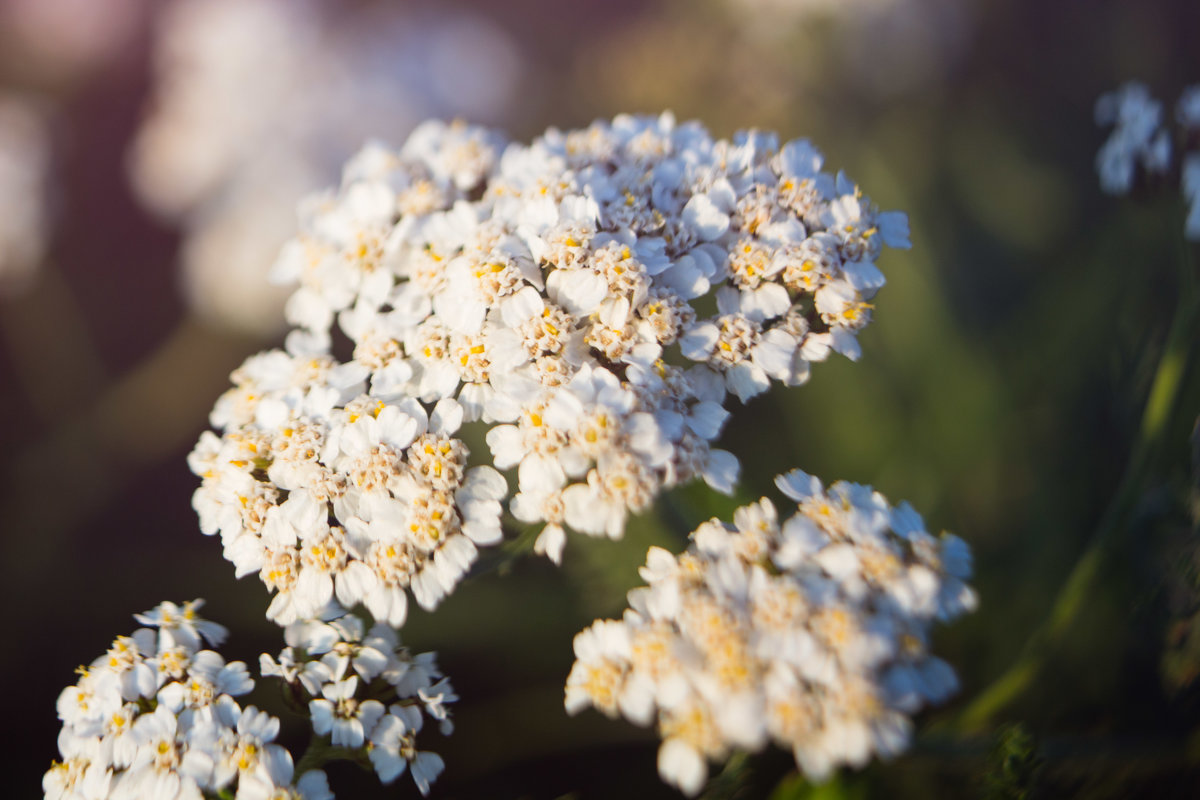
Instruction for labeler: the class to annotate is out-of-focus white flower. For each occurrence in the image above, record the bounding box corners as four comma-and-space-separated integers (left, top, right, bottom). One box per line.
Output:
565, 472, 976, 794
1095, 82, 1171, 195
1177, 85, 1200, 240
0, 94, 50, 296
1176, 86, 1200, 130
130, 0, 525, 335
1098, 82, 1200, 240
1182, 154, 1200, 240
177, 154, 318, 336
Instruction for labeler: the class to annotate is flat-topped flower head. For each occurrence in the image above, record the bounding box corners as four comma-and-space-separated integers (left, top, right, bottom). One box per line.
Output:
565, 471, 976, 795
196, 113, 910, 577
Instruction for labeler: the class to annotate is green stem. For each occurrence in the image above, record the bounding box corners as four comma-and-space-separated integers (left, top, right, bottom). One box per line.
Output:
952, 223, 1198, 734
293, 733, 336, 777
467, 518, 543, 579
700, 751, 751, 800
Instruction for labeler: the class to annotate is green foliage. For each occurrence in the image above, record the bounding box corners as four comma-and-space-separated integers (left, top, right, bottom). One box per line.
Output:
1160, 418, 1200, 694
981, 724, 1042, 800
769, 773, 867, 800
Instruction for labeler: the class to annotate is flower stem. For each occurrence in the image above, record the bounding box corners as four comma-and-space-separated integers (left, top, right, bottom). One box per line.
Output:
952, 219, 1198, 734
294, 733, 336, 777
700, 751, 750, 800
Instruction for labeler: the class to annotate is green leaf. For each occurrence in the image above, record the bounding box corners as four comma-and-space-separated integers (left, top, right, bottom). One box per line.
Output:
769, 773, 864, 800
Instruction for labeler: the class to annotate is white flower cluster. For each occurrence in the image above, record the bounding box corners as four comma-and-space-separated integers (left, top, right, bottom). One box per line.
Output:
0, 93, 50, 296
189, 356, 506, 626
203, 112, 908, 578
45, 600, 332, 800
129, 0, 523, 335
564, 470, 977, 795
261, 613, 453, 796
1096, 81, 1200, 238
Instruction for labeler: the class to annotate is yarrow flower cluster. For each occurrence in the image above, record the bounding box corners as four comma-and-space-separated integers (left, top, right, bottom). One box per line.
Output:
261, 613, 454, 795
190, 365, 506, 626
189, 113, 911, 622
46, 601, 455, 799
1096, 81, 1200, 238
564, 470, 976, 795
44, 110, 971, 798
45, 600, 333, 800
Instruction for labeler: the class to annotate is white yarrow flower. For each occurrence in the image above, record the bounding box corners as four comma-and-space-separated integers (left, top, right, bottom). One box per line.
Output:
566, 472, 976, 794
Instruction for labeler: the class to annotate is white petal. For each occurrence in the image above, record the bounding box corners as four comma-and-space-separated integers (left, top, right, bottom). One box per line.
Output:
430, 397, 464, 435
682, 193, 730, 241
702, 449, 739, 495
726, 362, 769, 402
517, 453, 566, 493
840, 260, 887, 293
657, 739, 707, 796
547, 268, 608, 315
533, 524, 566, 565
686, 402, 729, 440
678, 323, 718, 361
486, 425, 525, 469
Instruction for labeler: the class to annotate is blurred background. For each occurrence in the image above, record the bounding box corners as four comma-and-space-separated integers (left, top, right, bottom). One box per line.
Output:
4, 0, 1200, 796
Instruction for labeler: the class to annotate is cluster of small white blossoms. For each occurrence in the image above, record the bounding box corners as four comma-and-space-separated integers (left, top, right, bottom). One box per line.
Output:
189, 362, 506, 626
1096, 81, 1200, 238
564, 470, 977, 795
45, 600, 333, 800
260, 613, 454, 795
0, 92, 50, 296
129, 0, 523, 335
188, 113, 908, 598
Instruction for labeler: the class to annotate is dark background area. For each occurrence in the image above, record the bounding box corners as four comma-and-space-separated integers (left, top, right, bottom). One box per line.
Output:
4, 0, 1200, 797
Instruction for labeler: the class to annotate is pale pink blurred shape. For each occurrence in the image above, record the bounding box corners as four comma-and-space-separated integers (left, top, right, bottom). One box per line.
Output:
178, 154, 319, 336
129, 0, 526, 337
0, 0, 147, 80
0, 94, 51, 297
129, 0, 323, 220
